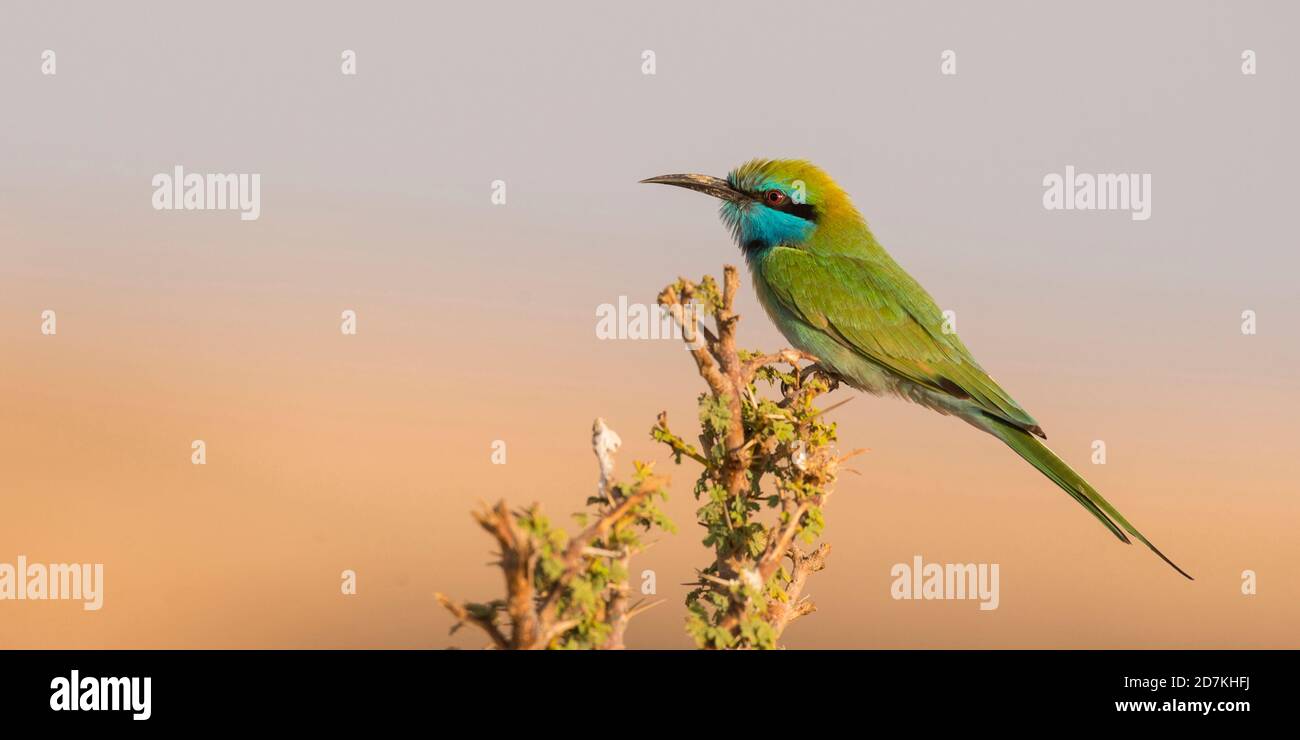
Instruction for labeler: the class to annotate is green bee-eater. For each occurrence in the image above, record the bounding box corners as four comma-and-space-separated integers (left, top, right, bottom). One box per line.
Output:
644, 159, 1191, 579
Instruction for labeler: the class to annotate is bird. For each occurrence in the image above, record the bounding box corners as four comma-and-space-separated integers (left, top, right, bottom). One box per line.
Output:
642, 159, 1192, 579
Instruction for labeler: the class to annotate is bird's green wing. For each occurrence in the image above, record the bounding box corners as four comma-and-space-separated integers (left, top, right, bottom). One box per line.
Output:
760, 246, 1043, 436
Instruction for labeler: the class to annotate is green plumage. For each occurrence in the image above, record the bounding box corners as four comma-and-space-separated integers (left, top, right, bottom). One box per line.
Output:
645, 159, 1192, 579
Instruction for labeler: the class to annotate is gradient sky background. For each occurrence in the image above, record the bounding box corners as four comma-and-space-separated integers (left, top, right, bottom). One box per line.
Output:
2, 0, 1297, 648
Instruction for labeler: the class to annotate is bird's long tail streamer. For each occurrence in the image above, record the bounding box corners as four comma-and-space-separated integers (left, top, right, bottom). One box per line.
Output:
983, 418, 1193, 579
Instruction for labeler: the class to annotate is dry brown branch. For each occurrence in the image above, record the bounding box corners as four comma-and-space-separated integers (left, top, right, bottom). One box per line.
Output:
537, 474, 666, 627
436, 422, 672, 649
434, 592, 509, 650
656, 265, 847, 649
765, 543, 832, 635
471, 501, 539, 646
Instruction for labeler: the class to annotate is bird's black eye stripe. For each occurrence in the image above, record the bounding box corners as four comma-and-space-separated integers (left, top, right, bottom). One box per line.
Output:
734, 181, 820, 223
760, 191, 818, 222
783, 201, 818, 222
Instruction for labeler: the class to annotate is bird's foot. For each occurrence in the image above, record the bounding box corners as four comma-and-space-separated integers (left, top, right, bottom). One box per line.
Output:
797, 363, 838, 391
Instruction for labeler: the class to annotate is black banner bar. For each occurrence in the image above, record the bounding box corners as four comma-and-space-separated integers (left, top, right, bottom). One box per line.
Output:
0, 649, 1284, 726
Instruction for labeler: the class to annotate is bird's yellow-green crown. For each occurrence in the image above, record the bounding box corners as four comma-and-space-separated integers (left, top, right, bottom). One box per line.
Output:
727, 158, 857, 217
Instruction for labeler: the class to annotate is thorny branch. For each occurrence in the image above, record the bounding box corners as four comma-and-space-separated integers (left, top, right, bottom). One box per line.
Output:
655, 265, 860, 649
435, 421, 673, 649
436, 264, 861, 650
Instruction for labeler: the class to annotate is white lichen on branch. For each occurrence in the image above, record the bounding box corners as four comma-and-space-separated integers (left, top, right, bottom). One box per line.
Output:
592, 417, 622, 496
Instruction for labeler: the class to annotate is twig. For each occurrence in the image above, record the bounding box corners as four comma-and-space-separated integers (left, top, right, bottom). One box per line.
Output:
434, 593, 510, 650
537, 474, 667, 627
657, 265, 843, 649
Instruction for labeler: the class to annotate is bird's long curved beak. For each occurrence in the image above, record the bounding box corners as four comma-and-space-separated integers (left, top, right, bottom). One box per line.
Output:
640, 173, 747, 203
